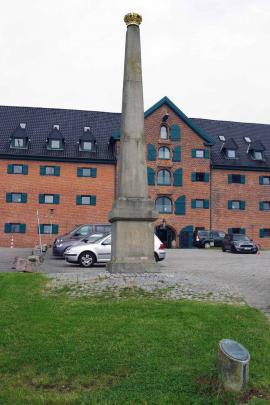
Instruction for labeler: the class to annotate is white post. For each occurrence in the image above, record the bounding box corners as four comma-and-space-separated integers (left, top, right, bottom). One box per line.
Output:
36, 210, 42, 252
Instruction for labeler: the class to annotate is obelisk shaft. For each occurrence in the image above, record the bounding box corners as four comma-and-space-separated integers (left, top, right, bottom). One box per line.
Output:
107, 13, 158, 274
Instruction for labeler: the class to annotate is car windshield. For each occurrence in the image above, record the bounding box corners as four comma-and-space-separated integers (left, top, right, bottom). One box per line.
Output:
83, 234, 107, 243
233, 235, 250, 241
198, 231, 210, 237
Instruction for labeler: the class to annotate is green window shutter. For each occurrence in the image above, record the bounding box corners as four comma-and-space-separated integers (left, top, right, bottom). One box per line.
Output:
191, 149, 196, 158
19, 224, 26, 233
77, 168, 83, 177
228, 201, 232, 209
147, 144, 156, 161
147, 167, 155, 186
40, 166, 46, 175
191, 173, 196, 182
191, 199, 196, 209
259, 176, 264, 185
204, 173, 210, 182
7, 164, 13, 174
203, 200, 209, 209
39, 194, 45, 204
259, 201, 264, 211
39, 224, 44, 234
241, 175, 245, 184
90, 196, 96, 206
172, 146, 181, 162
240, 228, 245, 234
6, 193, 12, 203
240, 201, 245, 210
22, 165, 28, 175
91, 168, 97, 178
173, 168, 182, 187
260, 229, 265, 238
170, 124, 180, 141
52, 224, 59, 234
76, 195, 82, 205
175, 195, 186, 215
21, 193, 27, 203
54, 194, 60, 204
228, 174, 232, 184
54, 166, 60, 176
204, 149, 209, 158
4, 223, 11, 233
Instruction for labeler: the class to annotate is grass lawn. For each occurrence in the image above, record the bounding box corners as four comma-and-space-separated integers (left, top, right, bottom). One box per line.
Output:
0, 274, 269, 405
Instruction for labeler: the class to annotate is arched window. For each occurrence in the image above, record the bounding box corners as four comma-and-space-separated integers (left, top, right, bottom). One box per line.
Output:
160, 125, 168, 140
155, 197, 172, 213
157, 169, 171, 185
158, 146, 170, 160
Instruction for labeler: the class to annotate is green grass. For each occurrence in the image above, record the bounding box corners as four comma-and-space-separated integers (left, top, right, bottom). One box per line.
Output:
0, 274, 269, 405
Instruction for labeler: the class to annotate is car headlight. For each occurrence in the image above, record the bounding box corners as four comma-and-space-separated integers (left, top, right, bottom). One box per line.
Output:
56, 243, 63, 247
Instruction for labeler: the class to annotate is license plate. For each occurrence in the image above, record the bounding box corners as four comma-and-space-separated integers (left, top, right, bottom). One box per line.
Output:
244, 247, 251, 250
210, 242, 214, 246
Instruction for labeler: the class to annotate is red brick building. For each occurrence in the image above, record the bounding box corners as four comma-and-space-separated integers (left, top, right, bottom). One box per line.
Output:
1, 97, 270, 248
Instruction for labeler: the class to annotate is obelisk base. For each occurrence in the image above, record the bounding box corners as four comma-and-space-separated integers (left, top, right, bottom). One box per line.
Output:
107, 197, 159, 273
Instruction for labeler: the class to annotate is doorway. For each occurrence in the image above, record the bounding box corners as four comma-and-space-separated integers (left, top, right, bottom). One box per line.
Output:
179, 225, 194, 248
155, 225, 176, 248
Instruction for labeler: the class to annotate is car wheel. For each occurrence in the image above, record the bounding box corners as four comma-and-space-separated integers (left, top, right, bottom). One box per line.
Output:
222, 246, 226, 252
78, 251, 96, 268
230, 246, 236, 253
252, 249, 258, 254
204, 242, 211, 249
154, 253, 159, 262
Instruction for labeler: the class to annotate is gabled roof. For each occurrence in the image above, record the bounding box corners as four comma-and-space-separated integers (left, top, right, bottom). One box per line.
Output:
11, 124, 28, 139
222, 138, 238, 150
249, 139, 265, 151
80, 128, 96, 142
47, 127, 64, 140
144, 96, 215, 145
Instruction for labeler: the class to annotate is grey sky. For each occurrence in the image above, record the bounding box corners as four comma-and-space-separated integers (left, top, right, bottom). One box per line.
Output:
0, 0, 269, 123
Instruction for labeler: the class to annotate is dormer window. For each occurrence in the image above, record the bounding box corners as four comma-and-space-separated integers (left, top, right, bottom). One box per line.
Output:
253, 151, 263, 160
10, 123, 29, 149
46, 125, 64, 150
227, 149, 236, 159
219, 135, 225, 142
79, 127, 96, 152
160, 125, 168, 140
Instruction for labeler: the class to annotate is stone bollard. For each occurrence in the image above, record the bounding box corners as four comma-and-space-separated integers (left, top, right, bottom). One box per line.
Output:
218, 339, 250, 392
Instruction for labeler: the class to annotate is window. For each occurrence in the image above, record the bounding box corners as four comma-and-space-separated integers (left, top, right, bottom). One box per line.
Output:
158, 147, 170, 160
39, 194, 60, 204
192, 172, 209, 182
40, 166, 60, 176
77, 168, 97, 177
155, 197, 172, 213
39, 224, 59, 234
228, 174, 245, 184
260, 229, 270, 238
13, 165, 23, 174
50, 140, 61, 149
191, 199, 209, 209
219, 135, 225, 142
6, 193, 27, 203
11, 193, 23, 203
227, 149, 236, 159
14, 138, 25, 148
82, 141, 92, 151
160, 126, 168, 140
228, 200, 246, 210
260, 176, 270, 185
157, 170, 171, 186
76, 195, 96, 205
253, 151, 263, 160
43, 225, 52, 234
260, 201, 270, 210
4, 223, 26, 233
191, 149, 209, 158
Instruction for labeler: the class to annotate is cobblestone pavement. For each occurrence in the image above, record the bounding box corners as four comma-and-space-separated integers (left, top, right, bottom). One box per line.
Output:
0, 247, 32, 272
42, 248, 270, 319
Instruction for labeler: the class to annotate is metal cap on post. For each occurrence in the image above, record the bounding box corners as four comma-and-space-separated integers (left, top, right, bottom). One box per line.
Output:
218, 339, 250, 392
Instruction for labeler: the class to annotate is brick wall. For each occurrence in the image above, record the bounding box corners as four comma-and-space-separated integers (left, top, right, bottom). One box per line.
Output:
0, 160, 115, 247
211, 169, 270, 248
144, 105, 211, 246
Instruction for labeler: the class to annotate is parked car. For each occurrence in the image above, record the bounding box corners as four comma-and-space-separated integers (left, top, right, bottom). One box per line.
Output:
53, 223, 112, 256
52, 232, 109, 257
222, 234, 258, 254
64, 234, 166, 267
193, 230, 225, 248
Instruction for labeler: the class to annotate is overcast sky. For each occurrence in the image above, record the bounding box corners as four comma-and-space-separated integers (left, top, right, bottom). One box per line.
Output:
0, 0, 269, 123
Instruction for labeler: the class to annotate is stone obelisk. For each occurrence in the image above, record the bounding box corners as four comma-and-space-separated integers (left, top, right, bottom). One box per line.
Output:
107, 13, 158, 273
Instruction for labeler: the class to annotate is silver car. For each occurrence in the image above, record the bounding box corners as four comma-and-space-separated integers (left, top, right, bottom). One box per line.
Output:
64, 234, 166, 267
